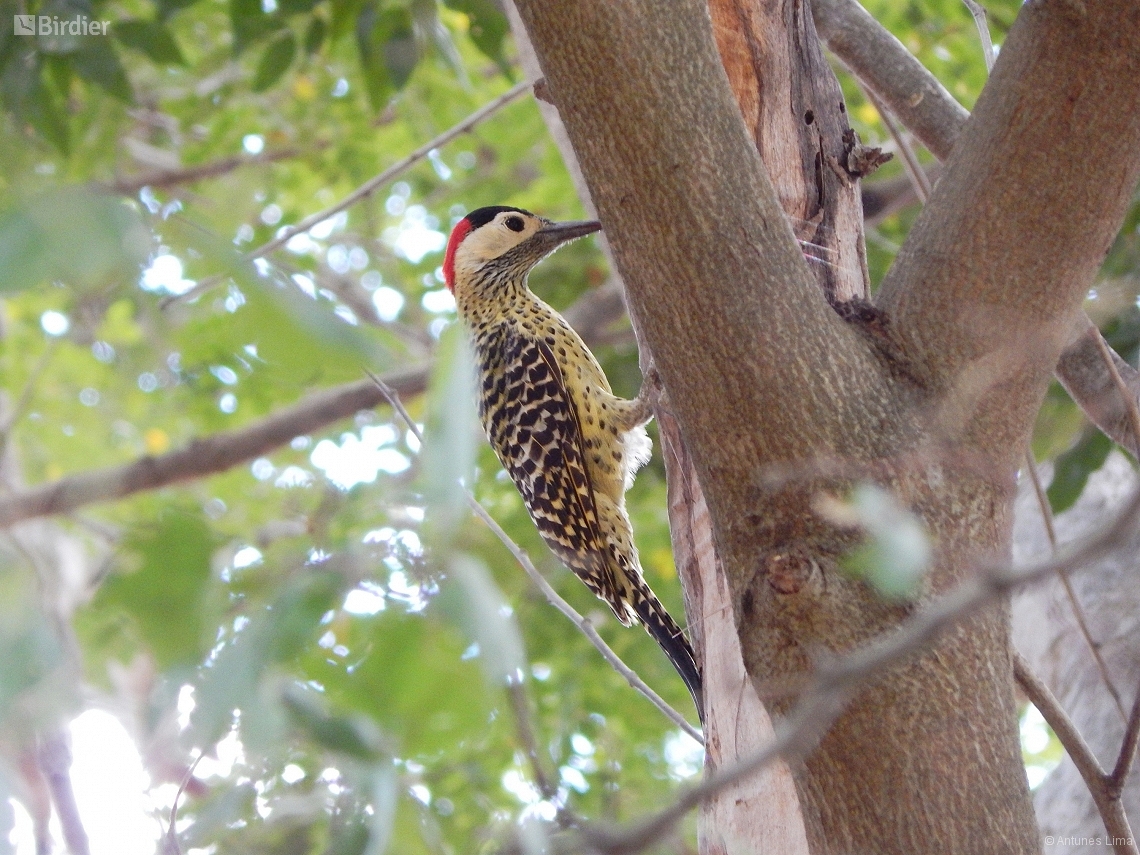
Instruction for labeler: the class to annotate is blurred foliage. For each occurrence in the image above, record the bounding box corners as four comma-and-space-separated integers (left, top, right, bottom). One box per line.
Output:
0, 0, 1135, 852
834, 483, 931, 601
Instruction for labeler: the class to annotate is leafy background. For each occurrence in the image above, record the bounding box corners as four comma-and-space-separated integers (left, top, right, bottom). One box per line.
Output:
0, 0, 1130, 851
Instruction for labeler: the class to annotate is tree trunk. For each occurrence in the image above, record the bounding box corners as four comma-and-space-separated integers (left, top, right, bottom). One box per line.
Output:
513, 1, 1140, 852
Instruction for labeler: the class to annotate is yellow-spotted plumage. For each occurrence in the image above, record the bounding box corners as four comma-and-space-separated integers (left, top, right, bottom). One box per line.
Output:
444, 206, 702, 721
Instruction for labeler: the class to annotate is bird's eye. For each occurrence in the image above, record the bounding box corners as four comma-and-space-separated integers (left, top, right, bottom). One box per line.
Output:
504, 215, 525, 232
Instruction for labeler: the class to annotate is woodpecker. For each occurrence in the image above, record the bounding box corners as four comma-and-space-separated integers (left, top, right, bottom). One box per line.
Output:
444, 205, 703, 723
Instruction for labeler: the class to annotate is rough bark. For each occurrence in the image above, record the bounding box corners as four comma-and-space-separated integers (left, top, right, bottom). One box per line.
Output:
513, 1, 1140, 852
814, 0, 1140, 463
877, 3, 1140, 425
659, 408, 810, 855
709, 0, 867, 302
695, 0, 875, 848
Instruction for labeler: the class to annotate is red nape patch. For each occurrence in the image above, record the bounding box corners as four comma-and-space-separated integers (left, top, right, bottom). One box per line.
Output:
443, 218, 473, 292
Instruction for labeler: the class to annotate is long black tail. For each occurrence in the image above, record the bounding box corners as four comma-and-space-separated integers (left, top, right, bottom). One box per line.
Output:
632, 590, 704, 726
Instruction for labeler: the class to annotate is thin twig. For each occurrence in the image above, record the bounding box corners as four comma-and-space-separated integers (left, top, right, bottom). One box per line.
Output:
811, 0, 970, 161
38, 730, 91, 855
164, 81, 531, 308
961, 0, 996, 72
1024, 453, 1059, 551
1089, 339, 1140, 788
1012, 652, 1138, 855
163, 753, 204, 855
1087, 331, 1140, 786
1023, 451, 1127, 721
249, 81, 529, 262
1110, 685, 1140, 798
1093, 332, 1140, 459
506, 681, 558, 801
865, 91, 931, 203
370, 374, 704, 744
0, 340, 58, 469
579, 689, 844, 855
104, 146, 319, 196
1013, 651, 1106, 782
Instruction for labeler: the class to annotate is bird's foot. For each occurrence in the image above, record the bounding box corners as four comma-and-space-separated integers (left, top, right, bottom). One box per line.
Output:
633, 363, 668, 422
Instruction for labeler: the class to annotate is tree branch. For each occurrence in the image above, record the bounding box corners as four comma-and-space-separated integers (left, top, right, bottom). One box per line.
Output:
0, 276, 631, 532
0, 367, 427, 529
1014, 653, 1138, 855
961, 0, 996, 72
1057, 320, 1140, 459
816, 0, 1140, 462
811, 0, 968, 162
1023, 452, 1128, 720
102, 146, 320, 196
37, 730, 90, 855
877, 1, 1140, 460
1110, 682, 1140, 800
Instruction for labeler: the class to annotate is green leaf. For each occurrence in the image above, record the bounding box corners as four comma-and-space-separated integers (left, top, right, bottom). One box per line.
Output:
411, 0, 462, 81
252, 30, 296, 91
231, 0, 283, 54
303, 14, 326, 54
325, 818, 370, 855
94, 507, 219, 669
327, 0, 362, 42
438, 556, 526, 687
0, 188, 150, 292
218, 276, 389, 384
418, 322, 476, 545
165, 216, 393, 388
355, 2, 416, 111
71, 37, 133, 101
153, 0, 205, 20
363, 763, 397, 855
1047, 428, 1114, 514
113, 19, 186, 65
265, 569, 346, 661
277, 0, 321, 14
308, 609, 493, 756
282, 682, 387, 760
190, 570, 346, 744
443, 0, 510, 76
0, 47, 70, 153
836, 483, 931, 601
180, 784, 258, 850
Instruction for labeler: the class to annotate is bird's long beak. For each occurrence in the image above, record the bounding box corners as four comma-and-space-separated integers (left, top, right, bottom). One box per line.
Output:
537, 219, 602, 245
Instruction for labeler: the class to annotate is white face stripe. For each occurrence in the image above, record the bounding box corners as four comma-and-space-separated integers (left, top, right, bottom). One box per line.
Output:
452, 210, 546, 287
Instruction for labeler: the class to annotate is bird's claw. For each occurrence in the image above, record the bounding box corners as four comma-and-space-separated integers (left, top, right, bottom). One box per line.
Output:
635, 363, 668, 418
